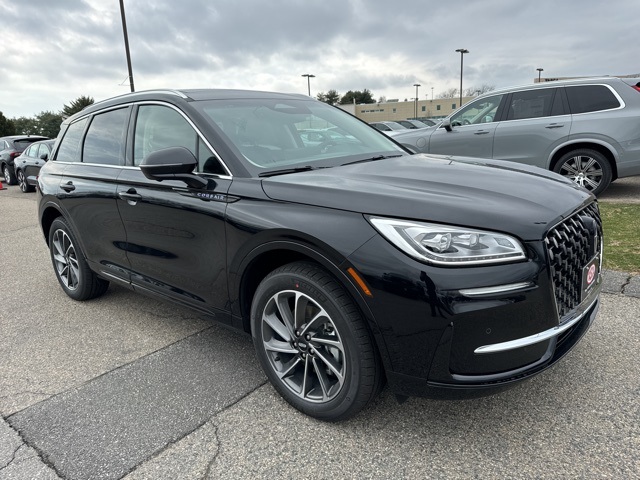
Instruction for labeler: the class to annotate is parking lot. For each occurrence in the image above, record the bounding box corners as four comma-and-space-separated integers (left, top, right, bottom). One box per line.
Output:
1, 180, 639, 479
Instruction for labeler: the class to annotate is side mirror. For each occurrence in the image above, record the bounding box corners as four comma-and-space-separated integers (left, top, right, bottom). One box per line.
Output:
140, 146, 208, 189
441, 118, 453, 132
40, 153, 49, 161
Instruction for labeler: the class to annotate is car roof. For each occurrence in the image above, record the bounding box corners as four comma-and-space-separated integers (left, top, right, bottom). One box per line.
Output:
63, 88, 314, 125
484, 76, 640, 97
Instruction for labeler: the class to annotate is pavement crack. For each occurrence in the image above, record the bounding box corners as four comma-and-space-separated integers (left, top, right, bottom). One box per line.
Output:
620, 274, 632, 294
0, 442, 24, 471
202, 420, 221, 480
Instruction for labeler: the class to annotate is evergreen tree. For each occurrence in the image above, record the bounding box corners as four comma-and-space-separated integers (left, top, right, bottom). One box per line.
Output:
62, 95, 95, 118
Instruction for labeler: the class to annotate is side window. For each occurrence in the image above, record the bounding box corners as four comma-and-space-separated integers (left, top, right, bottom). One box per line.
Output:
24, 144, 36, 158
506, 88, 555, 120
56, 118, 89, 163
566, 85, 621, 114
449, 94, 503, 126
134, 105, 197, 167
82, 108, 129, 165
133, 105, 225, 173
37, 143, 49, 159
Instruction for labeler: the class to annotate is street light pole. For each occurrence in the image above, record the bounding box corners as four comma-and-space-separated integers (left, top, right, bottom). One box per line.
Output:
537, 68, 544, 83
413, 83, 421, 118
301, 74, 315, 96
455, 48, 468, 108
119, 0, 135, 92
431, 87, 434, 100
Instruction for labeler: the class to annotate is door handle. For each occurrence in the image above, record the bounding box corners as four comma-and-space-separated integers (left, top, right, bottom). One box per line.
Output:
545, 124, 564, 129
60, 181, 75, 192
118, 190, 142, 205
474, 130, 490, 135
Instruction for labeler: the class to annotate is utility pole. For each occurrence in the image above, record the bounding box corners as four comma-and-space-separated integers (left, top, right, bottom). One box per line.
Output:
119, 0, 135, 92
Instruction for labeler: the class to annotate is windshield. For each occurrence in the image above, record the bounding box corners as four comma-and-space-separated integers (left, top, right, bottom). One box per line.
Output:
194, 98, 405, 174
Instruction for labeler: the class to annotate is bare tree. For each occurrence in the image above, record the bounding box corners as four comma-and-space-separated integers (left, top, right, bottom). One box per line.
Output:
437, 88, 459, 99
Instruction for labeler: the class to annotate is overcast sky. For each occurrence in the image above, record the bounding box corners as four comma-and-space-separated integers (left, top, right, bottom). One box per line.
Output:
1, 0, 638, 118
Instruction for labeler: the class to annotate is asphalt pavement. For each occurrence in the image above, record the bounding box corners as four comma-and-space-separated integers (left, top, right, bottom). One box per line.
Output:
1, 178, 639, 479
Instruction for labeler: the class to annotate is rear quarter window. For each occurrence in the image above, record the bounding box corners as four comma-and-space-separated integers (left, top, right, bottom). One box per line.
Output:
565, 85, 621, 114
55, 118, 89, 162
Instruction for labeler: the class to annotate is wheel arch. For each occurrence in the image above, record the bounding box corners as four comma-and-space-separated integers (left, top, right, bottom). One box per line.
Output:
549, 141, 618, 180
233, 240, 393, 372
40, 204, 64, 246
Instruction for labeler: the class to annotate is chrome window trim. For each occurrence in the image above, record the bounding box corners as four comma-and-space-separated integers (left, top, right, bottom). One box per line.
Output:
132, 101, 233, 177
474, 297, 598, 354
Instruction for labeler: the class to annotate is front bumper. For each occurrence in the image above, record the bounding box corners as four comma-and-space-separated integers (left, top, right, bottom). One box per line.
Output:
346, 234, 601, 398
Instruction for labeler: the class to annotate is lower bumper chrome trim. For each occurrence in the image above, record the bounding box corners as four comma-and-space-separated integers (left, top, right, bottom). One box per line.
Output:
474, 298, 598, 354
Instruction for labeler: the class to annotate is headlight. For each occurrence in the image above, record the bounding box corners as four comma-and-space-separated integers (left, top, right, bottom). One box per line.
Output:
367, 216, 526, 266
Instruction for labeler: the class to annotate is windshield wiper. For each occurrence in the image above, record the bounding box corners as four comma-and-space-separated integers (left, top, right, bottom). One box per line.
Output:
341, 154, 403, 166
258, 165, 328, 177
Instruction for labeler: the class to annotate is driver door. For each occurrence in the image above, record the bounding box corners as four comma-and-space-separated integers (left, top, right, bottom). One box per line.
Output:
428, 94, 505, 159
116, 103, 232, 318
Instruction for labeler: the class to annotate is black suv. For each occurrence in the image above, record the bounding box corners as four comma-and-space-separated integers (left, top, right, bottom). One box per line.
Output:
38, 89, 602, 420
1, 135, 49, 185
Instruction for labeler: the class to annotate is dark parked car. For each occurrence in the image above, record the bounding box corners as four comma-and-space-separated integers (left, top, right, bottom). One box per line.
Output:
13, 139, 55, 192
397, 119, 431, 129
1, 135, 49, 185
389, 77, 640, 195
38, 89, 602, 421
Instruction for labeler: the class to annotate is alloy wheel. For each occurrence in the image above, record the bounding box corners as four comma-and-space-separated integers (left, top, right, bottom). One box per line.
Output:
260, 290, 346, 403
17, 171, 27, 192
557, 154, 603, 192
52, 229, 80, 291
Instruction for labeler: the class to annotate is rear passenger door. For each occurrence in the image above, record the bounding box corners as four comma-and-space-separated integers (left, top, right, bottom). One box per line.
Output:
492, 87, 570, 169
55, 107, 132, 284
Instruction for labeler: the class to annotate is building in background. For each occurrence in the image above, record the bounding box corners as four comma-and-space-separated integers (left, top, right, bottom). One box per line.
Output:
349, 96, 473, 124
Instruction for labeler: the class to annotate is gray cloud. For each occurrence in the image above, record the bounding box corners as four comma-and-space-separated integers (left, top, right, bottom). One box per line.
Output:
0, 0, 637, 118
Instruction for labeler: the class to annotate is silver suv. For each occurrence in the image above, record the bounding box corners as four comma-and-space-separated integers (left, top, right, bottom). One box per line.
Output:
389, 77, 640, 195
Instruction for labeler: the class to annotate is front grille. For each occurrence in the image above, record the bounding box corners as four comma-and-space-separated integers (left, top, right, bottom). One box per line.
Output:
545, 202, 602, 318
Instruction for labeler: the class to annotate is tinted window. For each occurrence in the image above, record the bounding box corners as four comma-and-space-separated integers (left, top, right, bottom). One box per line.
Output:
37, 143, 50, 158
506, 88, 555, 120
14, 139, 43, 152
83, 108, 128, 165
566, 85, 620, 114
134, 105, 197, 166
24, 144, 37, 157
56, 118, 89, 162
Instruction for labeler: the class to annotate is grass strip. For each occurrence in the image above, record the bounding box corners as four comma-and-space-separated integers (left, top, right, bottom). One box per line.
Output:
599, 203, 640, 274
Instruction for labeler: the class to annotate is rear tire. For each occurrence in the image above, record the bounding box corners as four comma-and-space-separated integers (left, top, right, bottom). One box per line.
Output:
48, 217, 109, 300
17, 170, 33, 192
251, 261, 383, 421
553, 149, 612, 196
3, 164, 16, 185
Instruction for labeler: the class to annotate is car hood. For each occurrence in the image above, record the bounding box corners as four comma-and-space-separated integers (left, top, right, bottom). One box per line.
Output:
260, 154, 594, 241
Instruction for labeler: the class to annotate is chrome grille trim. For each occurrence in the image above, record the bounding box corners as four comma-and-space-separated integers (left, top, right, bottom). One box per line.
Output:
545, 202, 602, 318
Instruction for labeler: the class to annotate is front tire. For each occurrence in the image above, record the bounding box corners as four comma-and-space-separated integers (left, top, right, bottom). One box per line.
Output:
251, 262, 382, 421
553, 149, 612, 196
48, 217, 109, 300
17, 170, 33, 192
